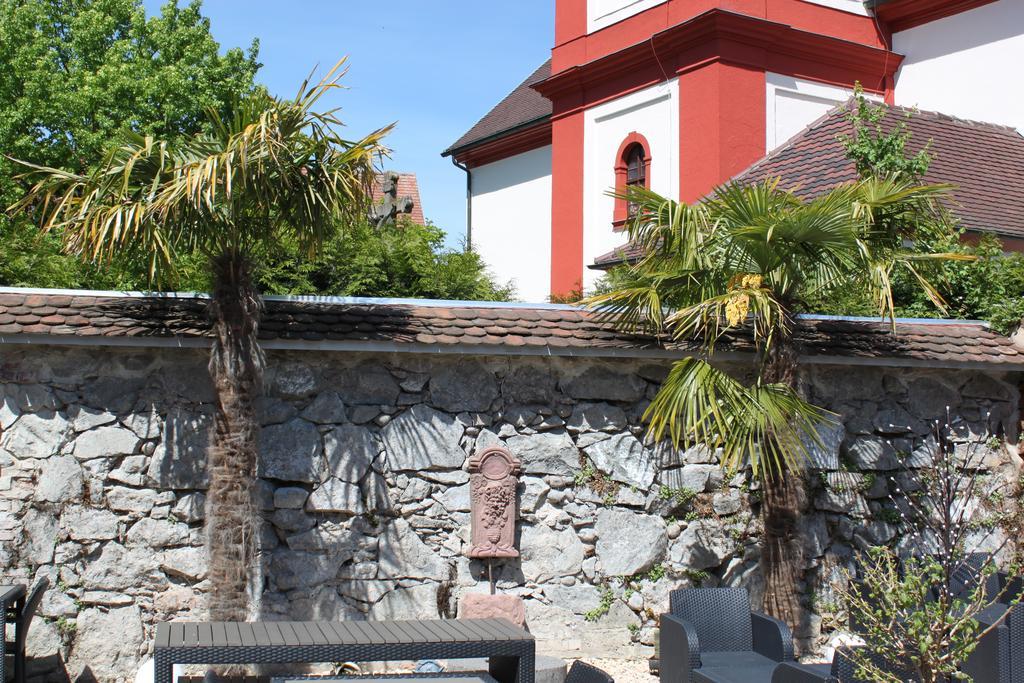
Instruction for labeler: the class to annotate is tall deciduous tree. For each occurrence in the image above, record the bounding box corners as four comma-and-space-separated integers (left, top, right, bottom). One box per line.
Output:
0, 0, 261, 286
12, 62, 390, 620
587, 178, 968, 630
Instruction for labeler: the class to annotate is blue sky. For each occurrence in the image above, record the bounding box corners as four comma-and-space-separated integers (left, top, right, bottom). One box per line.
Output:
141, 0, 554, 249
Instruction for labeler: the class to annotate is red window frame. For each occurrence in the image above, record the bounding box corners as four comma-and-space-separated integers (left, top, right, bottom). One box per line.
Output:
613, 132, 652, 230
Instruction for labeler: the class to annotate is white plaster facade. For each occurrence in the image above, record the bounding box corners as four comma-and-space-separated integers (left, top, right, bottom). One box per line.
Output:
766, 73, 863, 151
801, 0, 869, 15
893, 0, 1024, 133
587, 0, 666, 33
469, 146, 553, 302
583, 80, 679, 291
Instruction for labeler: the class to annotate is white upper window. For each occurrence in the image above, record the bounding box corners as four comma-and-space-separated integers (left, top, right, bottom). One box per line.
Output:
587, 0, 666, 33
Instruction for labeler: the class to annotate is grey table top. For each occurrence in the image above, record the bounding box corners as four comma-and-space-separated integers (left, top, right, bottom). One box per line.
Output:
271, 674, 500, 683
156, 619, 533, 650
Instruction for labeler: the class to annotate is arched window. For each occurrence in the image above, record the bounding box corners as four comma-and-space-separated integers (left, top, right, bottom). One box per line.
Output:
613, 133, 651, 230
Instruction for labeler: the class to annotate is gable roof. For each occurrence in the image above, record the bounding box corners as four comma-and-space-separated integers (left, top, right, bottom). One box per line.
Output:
443, 60, 552, 158
0, 288, 1022, 370
371, 172, 425, 225
594, 102, 1024, 268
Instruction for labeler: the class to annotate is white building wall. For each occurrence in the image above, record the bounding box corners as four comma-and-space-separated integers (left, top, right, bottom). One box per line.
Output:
587, 0, 665, 33
893, 0, 1024, 133
766, 73, 865, 151
583, 80, 678, 292
469, 146, 553, 303
802, 0, 869, 15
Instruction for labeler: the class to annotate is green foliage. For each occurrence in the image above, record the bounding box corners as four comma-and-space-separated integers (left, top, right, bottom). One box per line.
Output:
840, 86, 932, 180
584, 585, 616, 622
811, 88, 1024, 333
658, 484, 697, 510
0, 0, 261, 287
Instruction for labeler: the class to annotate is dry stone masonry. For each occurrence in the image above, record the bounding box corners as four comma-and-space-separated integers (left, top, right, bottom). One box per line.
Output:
0, 345, 1019, 681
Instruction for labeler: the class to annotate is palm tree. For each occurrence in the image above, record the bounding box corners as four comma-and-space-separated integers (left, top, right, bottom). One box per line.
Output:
587, 177, 967, 629
10, 61, 390, 621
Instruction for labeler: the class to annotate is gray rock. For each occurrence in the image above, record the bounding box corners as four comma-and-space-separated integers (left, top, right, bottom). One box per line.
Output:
286, 520, 363, 552
845, 437, 900, 470
520, 525, 586, 583
436, 483, 471, 512
160, 546, 208, 580
381, 405, 466, 471
429, 360, 499, 413
336, 363, 401, 405
106, 486, 162, 514
62, 504, 119, 541
596, 509, 666, 576
362, 470, 393, 512
562, 366, 646, 402
273, 361, 318, 399
13, 384, 57, 412
520, 477, 551, 513
22, 509, 58, 564
961, 374, 1014, 401
147, 408, 211, 489
271, 508, 316, 533
803, 420, 844, 470
274, 487, 309, 509
35, 455, 84, 503
566, 403, 627, 433
72, 407, 117, 432
669, 520, 738, 570
378, 518, 449, 580
172, 492, 206, 523
662, 464, 723, 493
258, 397, 298, 425
873, 408, 923, 435
906, 377, 960, 420
307, 478, 364, 515
325, 425, 378, 482
815, 488, 870, 517
259, 418, 323, 483
291, 585, 363, 621
584, 433, 657, 491
301, 392, 347, 424
349, 405, 381, 424
126, 517, 190, 547
506, 430, 578, 477
0, 411, 68, 459
799, 514, 830, 558
80, 543, 158, 590
370, 583, 440, 620
123, 409, 162, 439
502, 363, 556, 404
712, 490, 743, 515
73, 424, 139, 459
545, 583, 602, 615
270, 550, 348, 591
72, 607, 144, 681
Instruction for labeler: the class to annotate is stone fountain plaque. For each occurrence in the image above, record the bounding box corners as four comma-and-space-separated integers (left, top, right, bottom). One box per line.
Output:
467, 446, 521, 558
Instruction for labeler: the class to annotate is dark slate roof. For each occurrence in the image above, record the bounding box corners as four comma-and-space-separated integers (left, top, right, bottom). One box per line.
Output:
594, 101, 1024, 267
443, 61, 552, 156
0, 289, 1021, 369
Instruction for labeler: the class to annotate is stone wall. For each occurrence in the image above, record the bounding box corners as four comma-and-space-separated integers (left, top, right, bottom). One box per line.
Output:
0, 345, 1019, 682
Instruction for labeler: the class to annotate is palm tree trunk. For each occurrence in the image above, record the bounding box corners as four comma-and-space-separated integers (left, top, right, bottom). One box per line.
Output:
759, 335, 808, 637
205, 250, 265, 622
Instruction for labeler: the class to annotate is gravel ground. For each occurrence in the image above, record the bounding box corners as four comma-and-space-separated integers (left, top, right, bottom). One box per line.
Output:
576, 658, 654, 683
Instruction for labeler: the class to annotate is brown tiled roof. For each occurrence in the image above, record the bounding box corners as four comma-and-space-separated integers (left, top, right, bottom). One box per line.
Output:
0, 289, 1021, 369
371, 172, 425, 225
594, 101, 1024, 268
443, 61, 552, 156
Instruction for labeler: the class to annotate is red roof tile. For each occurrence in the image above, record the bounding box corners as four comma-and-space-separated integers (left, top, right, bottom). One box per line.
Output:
0, 289, 1020, 369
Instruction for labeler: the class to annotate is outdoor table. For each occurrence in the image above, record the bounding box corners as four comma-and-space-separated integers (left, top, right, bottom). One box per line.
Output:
0, 584, 27, 683
154, 619, 535, 683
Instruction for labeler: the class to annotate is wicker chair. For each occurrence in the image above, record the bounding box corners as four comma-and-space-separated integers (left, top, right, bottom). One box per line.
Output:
949, 553, 1022, 605
5, 578, 49, 683
566, 661, 614, 683
771, 646, 919, 683
962, 602, 1022, 683
659, 587, 795, 683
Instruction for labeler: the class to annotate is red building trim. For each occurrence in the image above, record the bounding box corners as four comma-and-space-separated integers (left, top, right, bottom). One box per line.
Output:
535, 9, 900, 115
452, 121, 552, 168
612, 132, 653, 229
552, 0, 889, 73
873, 0, 997, 33
551, 112, 586, 298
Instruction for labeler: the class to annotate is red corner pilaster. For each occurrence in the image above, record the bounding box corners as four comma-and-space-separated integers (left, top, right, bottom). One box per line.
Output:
679, 61, 766, 203
550, 110, 586, 298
